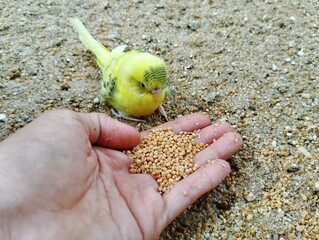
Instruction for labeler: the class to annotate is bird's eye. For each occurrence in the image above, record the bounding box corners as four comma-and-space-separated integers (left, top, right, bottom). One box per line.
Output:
140, 83, 146, 88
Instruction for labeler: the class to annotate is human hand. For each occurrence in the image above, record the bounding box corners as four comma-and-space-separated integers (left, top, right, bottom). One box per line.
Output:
0, 110, 242, 240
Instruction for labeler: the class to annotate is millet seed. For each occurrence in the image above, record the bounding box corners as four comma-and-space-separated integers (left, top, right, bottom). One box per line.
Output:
125, 127, 208, 194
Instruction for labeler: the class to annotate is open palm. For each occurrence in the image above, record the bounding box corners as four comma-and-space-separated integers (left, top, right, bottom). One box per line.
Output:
0, 110, 242, 240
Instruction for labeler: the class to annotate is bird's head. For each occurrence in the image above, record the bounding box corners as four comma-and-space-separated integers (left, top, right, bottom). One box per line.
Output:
126, 52, 167, 102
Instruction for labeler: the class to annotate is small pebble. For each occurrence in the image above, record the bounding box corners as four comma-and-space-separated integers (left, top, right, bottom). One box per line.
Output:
272, 64, 277, 71
0, 114, 6, 122
108, 34, 117, 40
271, 140, 277, 147
284, 126, 292, 131
284, 57, 291, 62
296, 225, 304, 232
277, 208, 285, 218
298, 146, 313, 158
203, 92, 216, 103
93, 97, 100, 104
288, 140, 297, 146
8, 67, 20, 79
288, 41, 296, 47
301, 93, 311, 99
187, 20, 200, 31
23, 116, 33, 123
246, 214, 253, 221
314, 181, 319, 192
297, 50, 304, 56
287, 164, 300, 173
245, 192, 256, 202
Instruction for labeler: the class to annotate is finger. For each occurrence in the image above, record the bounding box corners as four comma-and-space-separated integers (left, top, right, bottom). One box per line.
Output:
78, 112, 140, 149
195, 121, 235, 144
194, 132, 243, 166
141, 112, 211, 137
162, 160, 230, 224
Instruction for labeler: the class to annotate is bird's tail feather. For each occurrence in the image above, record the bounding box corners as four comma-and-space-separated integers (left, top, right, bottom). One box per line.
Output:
69, 17, 110, 69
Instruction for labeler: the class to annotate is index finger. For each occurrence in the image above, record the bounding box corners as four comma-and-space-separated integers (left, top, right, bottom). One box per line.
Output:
141, 112, 211, 138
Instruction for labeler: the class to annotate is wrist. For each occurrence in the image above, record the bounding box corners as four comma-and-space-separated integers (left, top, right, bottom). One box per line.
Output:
0, 175, 14, 239
0, 141, 23, 239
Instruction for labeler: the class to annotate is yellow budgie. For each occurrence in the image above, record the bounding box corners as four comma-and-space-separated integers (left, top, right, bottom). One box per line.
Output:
69, 17, 168, 122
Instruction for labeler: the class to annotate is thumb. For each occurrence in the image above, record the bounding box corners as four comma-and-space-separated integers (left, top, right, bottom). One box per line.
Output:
78, 112, 140, 150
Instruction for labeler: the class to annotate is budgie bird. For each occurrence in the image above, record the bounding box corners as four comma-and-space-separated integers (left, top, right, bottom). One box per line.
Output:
69, 17, 168, 122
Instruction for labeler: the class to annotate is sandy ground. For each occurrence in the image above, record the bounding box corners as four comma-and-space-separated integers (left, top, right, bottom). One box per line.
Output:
1, 0, 318, 239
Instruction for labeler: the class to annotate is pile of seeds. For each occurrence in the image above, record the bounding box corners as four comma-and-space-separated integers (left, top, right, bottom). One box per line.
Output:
126, 127, 208, 194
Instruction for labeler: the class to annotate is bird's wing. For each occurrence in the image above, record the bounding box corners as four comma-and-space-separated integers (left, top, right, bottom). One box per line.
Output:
100, 71, 117, 101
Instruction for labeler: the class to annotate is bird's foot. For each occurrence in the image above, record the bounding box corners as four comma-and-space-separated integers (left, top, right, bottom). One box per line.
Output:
111, 109, 146, 123
158, 105, 169, 122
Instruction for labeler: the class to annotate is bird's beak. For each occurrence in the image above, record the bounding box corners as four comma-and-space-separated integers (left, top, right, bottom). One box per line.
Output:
151, 88, 163, 102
